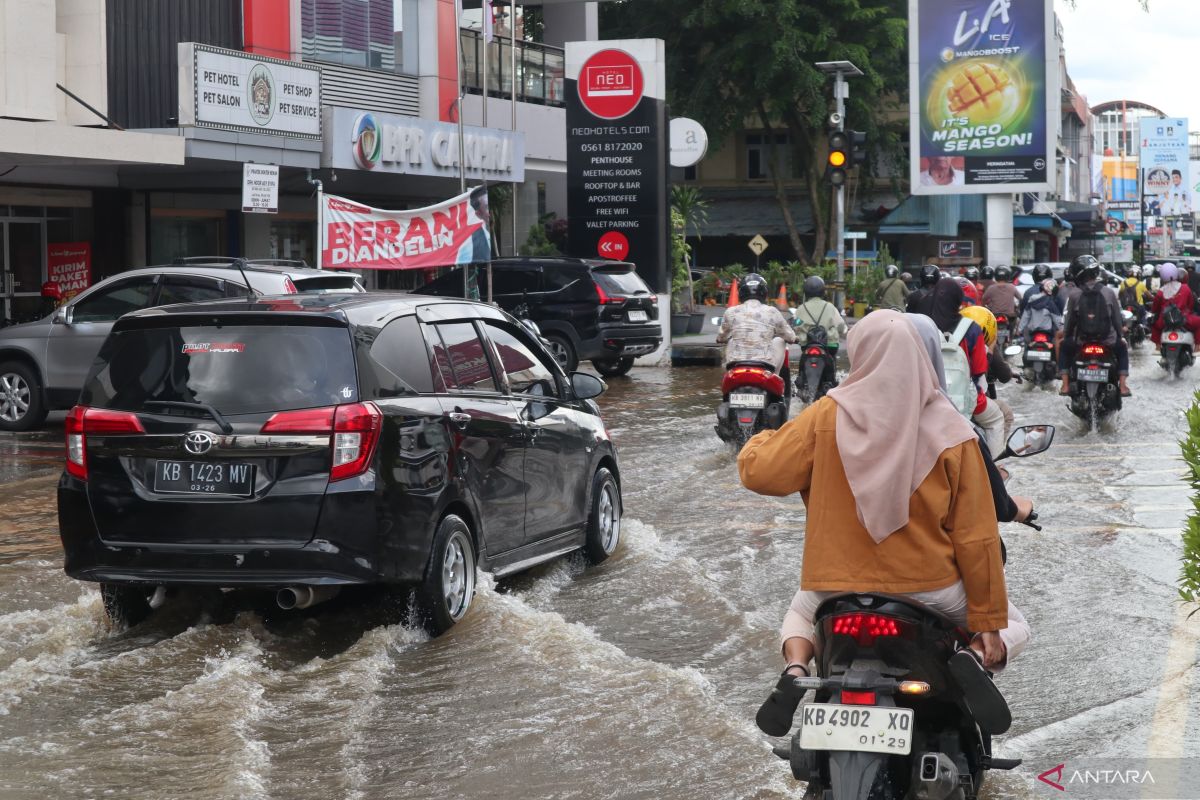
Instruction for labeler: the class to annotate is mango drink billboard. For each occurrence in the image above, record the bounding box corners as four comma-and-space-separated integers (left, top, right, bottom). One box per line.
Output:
909, 0, 1056, 195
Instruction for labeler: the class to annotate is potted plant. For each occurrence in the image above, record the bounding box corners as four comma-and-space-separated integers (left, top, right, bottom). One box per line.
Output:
670, 208, 693, 335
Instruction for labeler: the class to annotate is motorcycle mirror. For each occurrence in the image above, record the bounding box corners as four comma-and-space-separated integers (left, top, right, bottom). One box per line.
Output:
1121, 309, 1133, 320
712, 317, 723, 326
570, 371, 606, 400
997, 424, 1055, 460
1003, 345, 1023, 358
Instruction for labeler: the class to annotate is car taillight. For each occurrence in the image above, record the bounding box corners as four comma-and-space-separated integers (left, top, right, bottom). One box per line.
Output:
1033, 332, 1050, 343
594, 282, 622, 305
283, 277, 298, 294
1082, 344, 1106, 356
840, 691, 877, 706
1169, 332, 1179, 342
64, 405, 145, 481
259, 403, 382, 481
806, 347, 824, 356
830, 613, 909, 646
648, 294, 658, 304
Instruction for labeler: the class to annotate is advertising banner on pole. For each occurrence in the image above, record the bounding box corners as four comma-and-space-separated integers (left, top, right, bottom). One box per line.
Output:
908, 0, 1056, 195
318, 190, 491, 270
1139, 118, 1190, 217
47, 243, 91, 300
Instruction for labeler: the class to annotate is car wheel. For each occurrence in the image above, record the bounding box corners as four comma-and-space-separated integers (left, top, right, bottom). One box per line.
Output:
543, 333, 578, 372
100, 583, 154, 629
0, 361, 47, 433
418, 515, 477, 635
583, 468, 622, 564
592, 357, 634, 377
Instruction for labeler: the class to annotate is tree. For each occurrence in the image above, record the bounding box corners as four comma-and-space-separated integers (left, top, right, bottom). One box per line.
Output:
602, 0, 908, 264
670, 185, 709, 311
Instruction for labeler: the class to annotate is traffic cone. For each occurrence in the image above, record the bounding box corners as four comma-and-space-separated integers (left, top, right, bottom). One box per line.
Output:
727, 279, 739, 307
776, 284, 789, 309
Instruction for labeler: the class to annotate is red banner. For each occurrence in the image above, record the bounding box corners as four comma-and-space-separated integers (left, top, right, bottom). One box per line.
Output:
47, 242, 92, 300
319, 190, 492, 270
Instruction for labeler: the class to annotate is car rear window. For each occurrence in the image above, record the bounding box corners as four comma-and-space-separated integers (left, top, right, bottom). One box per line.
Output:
292, 276, 364, 293
82, 324, 358, 414
592, 268, 651, 296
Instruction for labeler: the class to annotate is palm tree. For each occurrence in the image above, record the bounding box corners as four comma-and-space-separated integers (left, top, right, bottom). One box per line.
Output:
670, 186, 710, 312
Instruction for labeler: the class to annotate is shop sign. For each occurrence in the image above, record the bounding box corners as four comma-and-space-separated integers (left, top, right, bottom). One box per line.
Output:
669, 117, 708, 168
938, 240, 975, 258
565, 39, 669, 292
324, 109, 525, 182
319, 190, 490, 270
47, 243, 91, 300
242, 163, 279, 214
908, 0, 1056, 194
179, 43, 321, 139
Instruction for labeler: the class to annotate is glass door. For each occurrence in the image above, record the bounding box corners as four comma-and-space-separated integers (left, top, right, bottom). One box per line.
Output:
1, 221, 46, 323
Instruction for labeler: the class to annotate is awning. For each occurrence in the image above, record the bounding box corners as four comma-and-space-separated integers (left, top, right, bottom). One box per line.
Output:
0, 119, 184, 167
1014, 214, 1072, 231
879, 194, 1071, 235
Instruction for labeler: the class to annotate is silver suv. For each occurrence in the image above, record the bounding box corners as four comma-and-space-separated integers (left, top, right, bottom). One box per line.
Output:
0, 258, 363, 431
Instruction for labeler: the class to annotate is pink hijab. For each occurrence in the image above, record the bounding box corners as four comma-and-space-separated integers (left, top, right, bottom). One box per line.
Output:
827, 310, 977, 543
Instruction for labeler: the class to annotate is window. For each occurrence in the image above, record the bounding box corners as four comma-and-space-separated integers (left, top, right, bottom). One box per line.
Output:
542, 267, 584, 293
429, 322, 498, 393
368, 316, 434, 395
301, 0, 394, 70
482, 322, 556, 396
746, 133, 795, 180
491, 267, 541, 296
71, 277, 158, 323
155, 276, 226, 306
683, 164, 698, 181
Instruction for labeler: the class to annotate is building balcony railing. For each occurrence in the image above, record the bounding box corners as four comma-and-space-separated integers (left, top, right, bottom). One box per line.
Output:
460, 30, 564, 108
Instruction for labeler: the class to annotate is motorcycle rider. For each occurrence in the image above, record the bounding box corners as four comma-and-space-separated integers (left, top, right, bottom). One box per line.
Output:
1018, 264, 1061, 315
964, 266, 982, 294
906, 264, 942, 312
983, 265, 1023, 320
717, 273, 797, 379
873, 264, 910, 311
1118, 265, 1150, 330
740, 310, 1030, 736
794, 276, 848, 389
1058, 255, 1131, 397
1149, 262, 1200, 348
978, 265, 996, 291
1018, 278, 1064, 345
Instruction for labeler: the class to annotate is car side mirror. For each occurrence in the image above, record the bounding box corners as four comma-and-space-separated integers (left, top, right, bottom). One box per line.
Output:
570, 371, 606, 400
54, 307, 73, 325
519, 318, 542, 338
997, 424, 1055, 460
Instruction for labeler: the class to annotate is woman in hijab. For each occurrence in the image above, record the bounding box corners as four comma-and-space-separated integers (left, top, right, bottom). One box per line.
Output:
739, 310, 1029, 737
1150, 262, 1200, 347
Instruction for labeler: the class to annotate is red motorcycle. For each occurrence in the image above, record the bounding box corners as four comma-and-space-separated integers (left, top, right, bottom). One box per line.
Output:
715, 353, 790, 449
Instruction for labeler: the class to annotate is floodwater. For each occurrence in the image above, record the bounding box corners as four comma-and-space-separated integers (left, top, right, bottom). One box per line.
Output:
1, 348, 1199, 799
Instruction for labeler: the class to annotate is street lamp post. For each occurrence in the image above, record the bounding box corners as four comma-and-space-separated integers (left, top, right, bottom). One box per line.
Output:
815, 61, 862, 306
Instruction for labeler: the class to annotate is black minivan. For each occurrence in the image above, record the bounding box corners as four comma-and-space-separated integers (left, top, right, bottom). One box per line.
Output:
57, 293, 622, 634
416, 257, 661, 376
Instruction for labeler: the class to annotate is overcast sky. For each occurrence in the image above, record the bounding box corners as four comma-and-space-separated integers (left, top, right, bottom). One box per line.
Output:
1055, 0, 1200, 122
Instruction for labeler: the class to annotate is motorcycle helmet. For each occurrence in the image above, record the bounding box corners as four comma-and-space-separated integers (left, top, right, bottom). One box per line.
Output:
1160, 263, 1180, 283
900, 272, 912, 282
1030, 263, 1053, 283
803, 275, 826, 299
955, 276, 981, 306
885, 264, 900, 279
939, 270, 951, 280
980, 265, 996, 280
739, 272, 769, 303
1142, 263, 1155, 278
964, 266, 980, 281
961, 304, 997, 347
995, 265, 1013, 282
1040, 278, 1057, 296
1070, 254, 1100, 284
920, 264, 940, 287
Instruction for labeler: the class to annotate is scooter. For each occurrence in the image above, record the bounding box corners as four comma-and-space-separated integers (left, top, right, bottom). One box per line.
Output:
994, 313, 1013, 351
1012, 331, 1056, 387
796, 326, 837, 405
1158, 306, 1194, 377
1122, 307, 1148, 348
715, 353, 790, 449
773, 426, 1052, 800
1068, 340, 1121, 431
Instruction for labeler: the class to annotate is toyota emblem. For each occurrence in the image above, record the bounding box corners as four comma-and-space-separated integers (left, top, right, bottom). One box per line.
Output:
184, 430, 217, 455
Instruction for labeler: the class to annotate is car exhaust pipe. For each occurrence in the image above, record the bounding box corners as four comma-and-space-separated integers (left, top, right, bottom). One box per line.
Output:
914, 752, 960, 800
275, 585, 340, 610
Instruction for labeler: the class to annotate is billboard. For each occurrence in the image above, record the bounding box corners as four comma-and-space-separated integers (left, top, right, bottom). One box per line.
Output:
318, 190, 490, 270
908, 0, 1056, 194
47, 242, 91, 301
1139, 117, 1191, 217
565, 39, 669, 292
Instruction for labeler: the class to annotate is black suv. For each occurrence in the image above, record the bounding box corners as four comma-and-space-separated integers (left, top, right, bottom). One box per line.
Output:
57, 293, 622, 634
416, 257, 661, 376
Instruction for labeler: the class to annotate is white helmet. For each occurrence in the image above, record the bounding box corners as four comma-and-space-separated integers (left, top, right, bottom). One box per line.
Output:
1142, 264, 1155, 278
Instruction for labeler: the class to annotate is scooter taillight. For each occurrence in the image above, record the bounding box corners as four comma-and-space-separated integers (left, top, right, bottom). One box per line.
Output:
805, 347, 824, 356
995, 315, 1008, 325
721, 367, 785, 397
1168, 332, 1180, 342
1081, 344, 1107, 356
1033, 332, 1050, 343
829, 613, 911, 646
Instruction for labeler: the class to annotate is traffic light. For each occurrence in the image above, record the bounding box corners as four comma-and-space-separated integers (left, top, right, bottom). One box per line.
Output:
827, 130, 849, 187
849, 130, 868, 166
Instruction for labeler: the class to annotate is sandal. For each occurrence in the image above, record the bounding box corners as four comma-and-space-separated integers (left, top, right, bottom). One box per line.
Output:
948, 649, 1012, 735
755, 664, 809, 736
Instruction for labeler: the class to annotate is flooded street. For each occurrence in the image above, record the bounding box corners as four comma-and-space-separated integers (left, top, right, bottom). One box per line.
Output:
2, 349, 1200, 799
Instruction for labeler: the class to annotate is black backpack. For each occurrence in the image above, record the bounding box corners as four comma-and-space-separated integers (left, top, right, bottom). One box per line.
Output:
1075, 283, 1112, 339
1118, 282, 1138, 308
1161, 302, 1186, 330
